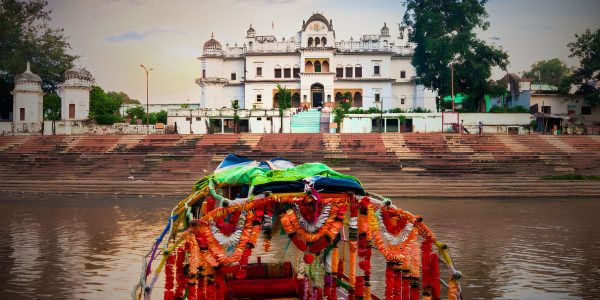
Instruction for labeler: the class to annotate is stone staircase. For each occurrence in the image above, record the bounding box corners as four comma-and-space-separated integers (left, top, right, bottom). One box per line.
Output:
291, 110, 321, 133
1, 133, 600, 196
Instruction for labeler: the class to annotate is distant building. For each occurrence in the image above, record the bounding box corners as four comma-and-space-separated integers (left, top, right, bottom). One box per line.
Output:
196, 12, 436, 112
120, 103, 201, 116
529, 83, 600, 134
59, 68, 94, 121
11, 62, 44, 134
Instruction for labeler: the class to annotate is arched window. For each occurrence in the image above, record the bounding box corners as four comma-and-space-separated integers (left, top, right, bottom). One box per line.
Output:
314, 61, 321, 73
336, 65, 343, 78
292, 93, 301, 108
353, 92, 363, 107
274, 65, 282, 78
308, 37, 314, 47
355, 65, 362, 78
249, 41, 253, 48
321, 37, 327, 46
315, 37, 321, 47
345, 65, 353, 78
273, 92, 280, 108
305, 61, 314, 73
322, 61, 329, 73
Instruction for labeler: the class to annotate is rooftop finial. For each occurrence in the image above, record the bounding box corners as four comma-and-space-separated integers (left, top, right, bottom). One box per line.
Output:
26, 61, 31, 73
211, 32, 214, 38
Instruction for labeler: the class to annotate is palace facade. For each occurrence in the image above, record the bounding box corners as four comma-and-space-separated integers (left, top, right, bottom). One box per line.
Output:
196, 13, 436, 111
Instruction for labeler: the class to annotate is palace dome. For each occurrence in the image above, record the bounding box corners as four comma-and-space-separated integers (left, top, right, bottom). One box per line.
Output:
203, 34, 222, 51
246, 24, 256, 37
381, 22, 390, 36
303, 13, 331, 31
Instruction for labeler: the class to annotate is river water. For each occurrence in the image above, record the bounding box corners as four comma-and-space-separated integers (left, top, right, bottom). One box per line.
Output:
0, 195, 598, 300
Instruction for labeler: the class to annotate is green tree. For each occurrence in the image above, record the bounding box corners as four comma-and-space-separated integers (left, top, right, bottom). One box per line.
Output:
43, 92, 60, 135
401, 0, 509, 112
90, 86, 122, 125
126, 105, 146, 123
562, 29, 600, 107
275, 84, 291, 133
155, 109, 167, 124
523, 58, 570, 87
231, 99, 240, 133
107, 91, 140, 105
0, 0, 77, 119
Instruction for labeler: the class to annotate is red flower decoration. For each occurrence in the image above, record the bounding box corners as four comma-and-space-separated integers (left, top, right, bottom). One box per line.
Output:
235, 268, 247, 279
303, 253, 315, 264
359, 260, 371, 271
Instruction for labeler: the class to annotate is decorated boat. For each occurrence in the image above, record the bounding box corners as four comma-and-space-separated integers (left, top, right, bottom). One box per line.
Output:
133, 154, 463, 300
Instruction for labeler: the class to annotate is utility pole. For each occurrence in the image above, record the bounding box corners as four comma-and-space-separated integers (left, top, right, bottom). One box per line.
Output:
451, 63, 455, 112
188, 99, 192, 134
140, 64, 153, 134
379, 96, 384, 132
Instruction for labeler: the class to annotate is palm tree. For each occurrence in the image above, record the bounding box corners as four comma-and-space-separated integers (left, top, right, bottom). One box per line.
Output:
275, 84, 291, 133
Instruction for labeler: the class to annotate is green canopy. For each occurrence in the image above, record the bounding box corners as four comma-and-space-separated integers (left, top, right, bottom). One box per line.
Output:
443, 93, 493, 112
194, 162, 360, 191
442, 93, 468, 104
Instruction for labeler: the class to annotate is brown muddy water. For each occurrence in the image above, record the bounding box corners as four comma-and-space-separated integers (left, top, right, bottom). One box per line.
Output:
0, 195, 599, 300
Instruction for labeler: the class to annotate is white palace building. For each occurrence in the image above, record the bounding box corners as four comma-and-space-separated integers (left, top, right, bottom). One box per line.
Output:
196, 12, 436, 112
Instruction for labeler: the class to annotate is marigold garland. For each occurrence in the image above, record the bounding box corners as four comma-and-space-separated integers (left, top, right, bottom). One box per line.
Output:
148, 189, 462, 300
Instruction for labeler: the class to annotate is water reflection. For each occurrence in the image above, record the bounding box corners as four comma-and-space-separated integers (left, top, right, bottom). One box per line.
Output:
0, 195, 598, 299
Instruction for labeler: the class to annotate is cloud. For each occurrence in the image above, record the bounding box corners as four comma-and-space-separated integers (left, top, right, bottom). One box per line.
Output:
106, 29, 185, 42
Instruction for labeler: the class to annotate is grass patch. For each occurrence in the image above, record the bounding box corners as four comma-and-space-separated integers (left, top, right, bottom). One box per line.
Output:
541, 174, 600, 180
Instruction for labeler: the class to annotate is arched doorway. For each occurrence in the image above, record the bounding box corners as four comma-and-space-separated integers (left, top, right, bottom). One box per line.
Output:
353, 92, 363, 107
311, 83, 324, 108
292, 93, 300, 108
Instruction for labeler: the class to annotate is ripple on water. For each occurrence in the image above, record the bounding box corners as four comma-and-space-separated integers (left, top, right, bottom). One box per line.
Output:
0, 196, 599, 299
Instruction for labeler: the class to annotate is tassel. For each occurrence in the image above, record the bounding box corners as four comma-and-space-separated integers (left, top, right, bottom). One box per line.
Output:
196, 276, 205, 300
422, 240, 440, 300
174, 247, 187, 299
330, 247, 339, 300
410, 279, 419, 300
448, 277, 460, 300
355, 276, 364, 299
349, 240, 357, 294
393, 267, 402, 300
385, 263, 394, 300
187, 285, 197, 300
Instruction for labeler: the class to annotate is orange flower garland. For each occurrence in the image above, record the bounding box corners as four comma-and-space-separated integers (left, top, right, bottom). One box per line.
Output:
197, 209, 262, 265
280, 204, 345, 242
367, 205, 417, 262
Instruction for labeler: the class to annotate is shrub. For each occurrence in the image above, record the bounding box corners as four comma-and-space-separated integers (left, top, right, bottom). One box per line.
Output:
387, 108, 406, 113
95, 114, 122, 125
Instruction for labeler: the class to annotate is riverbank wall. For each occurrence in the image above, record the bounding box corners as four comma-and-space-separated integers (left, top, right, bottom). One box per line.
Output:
1, 133, 599, 198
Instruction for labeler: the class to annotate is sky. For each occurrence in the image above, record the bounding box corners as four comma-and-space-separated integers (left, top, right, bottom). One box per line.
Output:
45, 0, 600, 104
